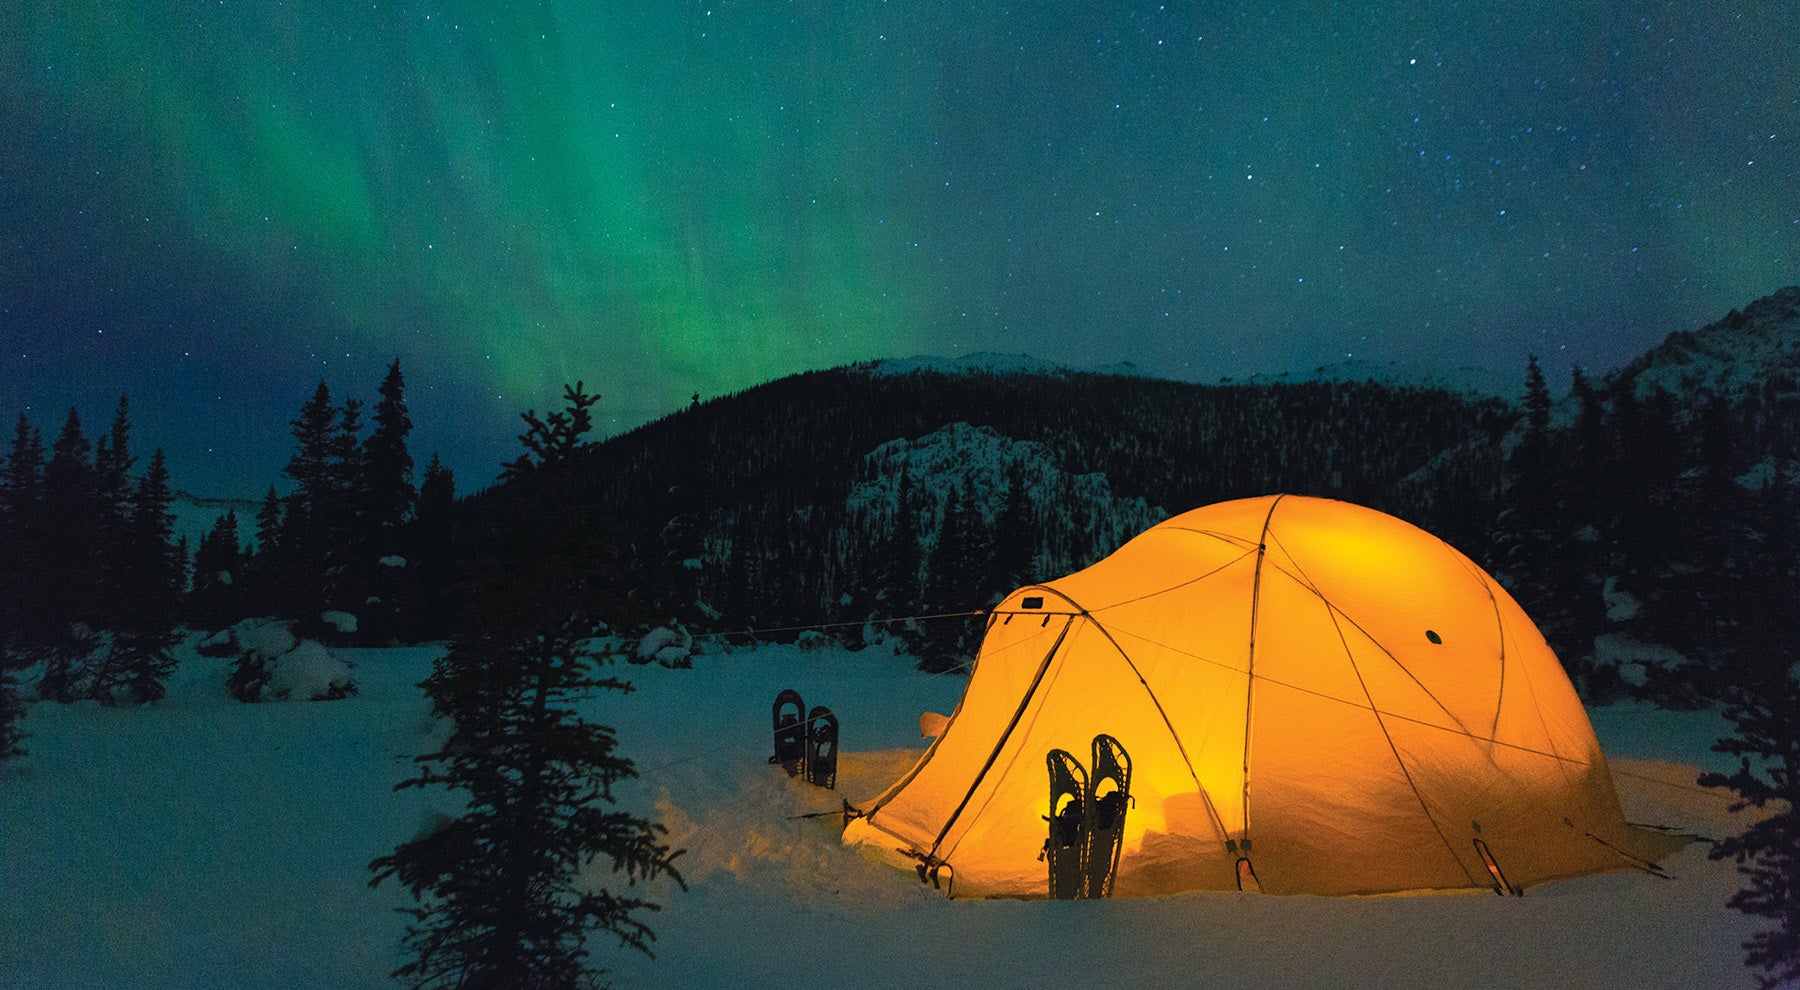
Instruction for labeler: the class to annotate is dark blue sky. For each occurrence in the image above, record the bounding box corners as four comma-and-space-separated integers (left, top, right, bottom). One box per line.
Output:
3, 2, 1795, 496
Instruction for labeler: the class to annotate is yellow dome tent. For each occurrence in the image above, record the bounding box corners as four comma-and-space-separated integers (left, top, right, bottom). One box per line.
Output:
843, 495, 1685, 898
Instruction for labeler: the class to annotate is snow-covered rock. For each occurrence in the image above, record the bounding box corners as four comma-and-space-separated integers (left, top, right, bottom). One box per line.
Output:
320, 611, 359, 634
635, 625, 694, 667
222, 618, 357, 702
1602, 576, 1642, 622
269, 640, 356, 701
1593, 632, 1687, 688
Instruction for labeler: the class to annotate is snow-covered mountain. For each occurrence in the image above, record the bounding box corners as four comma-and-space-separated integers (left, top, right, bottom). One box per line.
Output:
864, 352, 1163, 380
1235, 358, 1525, 401
1615, 284, 1800, 400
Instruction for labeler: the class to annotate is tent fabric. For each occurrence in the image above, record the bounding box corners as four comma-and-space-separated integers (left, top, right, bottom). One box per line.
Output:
843, 495, 1685, 898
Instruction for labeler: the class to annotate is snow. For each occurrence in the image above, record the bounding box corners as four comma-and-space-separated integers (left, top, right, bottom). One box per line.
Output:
0, 639, 1773, 988
1233, 358, 1523, 400
269, 639, 356, 701
1602, 576, 1642, 622
235, 617, 298, 658
320, 610, 359, 634
1593, 632, 1688, 688
849, 421, 1163, 571
864, 352, 1163, 380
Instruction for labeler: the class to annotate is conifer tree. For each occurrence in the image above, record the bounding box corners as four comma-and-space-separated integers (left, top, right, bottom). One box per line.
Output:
0, 661, 24, 764
89, 450, 181, 705
91, 395, 137, 628
0, 416, 40, 762
281, 381, 340, 617
365, 359, 416, 539
247, 485, 286, 615
0, 415, 47, 655
191, 509, 244, 630
38, 409, 100, 701
922, 484, 987, 670
408, 453, 457, 641
371, 384, 682, 988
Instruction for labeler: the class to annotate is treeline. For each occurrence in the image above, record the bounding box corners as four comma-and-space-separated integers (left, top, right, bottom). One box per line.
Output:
191, 361, 459, 643
0, 360, 459, 743
1495, 355, 1800, 704
0, 397, 183, 708
521, 367, 1512, 656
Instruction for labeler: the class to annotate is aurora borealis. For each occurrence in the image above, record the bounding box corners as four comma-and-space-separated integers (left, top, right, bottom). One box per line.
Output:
3, 2, 1797, 495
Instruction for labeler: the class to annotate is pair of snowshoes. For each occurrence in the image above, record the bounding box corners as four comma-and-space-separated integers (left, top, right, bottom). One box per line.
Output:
1042, 734, 1132, 899
770, 689, 838, 790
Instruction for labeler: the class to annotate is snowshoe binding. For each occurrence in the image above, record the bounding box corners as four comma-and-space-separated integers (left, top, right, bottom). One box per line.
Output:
1043, 748, 1088, 899
806, 705, 839, 790
1083, 734, 1132, 898
770, 689, 805, 777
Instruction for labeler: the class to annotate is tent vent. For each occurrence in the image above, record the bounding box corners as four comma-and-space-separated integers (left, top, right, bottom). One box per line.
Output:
1022, 596, 1044, 609
1426, 629, 1442, 644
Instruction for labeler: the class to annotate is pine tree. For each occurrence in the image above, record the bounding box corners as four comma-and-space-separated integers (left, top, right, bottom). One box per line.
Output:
247, 485, 286, 615
921, 484, 987, 671
363, 360, 417, 642
366, 359, 416, 538
1696, 464, 1800, 989
191, 509, 244, 630
0, 415, 47, 653
281, 381, 340, 618
91, 395, 137, 629
408, 453, 457, 641
38, 409, 100, 702
371, 384, 682, 988
90, 450, 181, 705
0, 416, 39, 763
0, 660, 24, 764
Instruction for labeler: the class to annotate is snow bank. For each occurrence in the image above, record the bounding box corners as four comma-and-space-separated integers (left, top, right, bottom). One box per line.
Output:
634, 625, 693, 668
0, 639, 1770, 990
215, 618, 358, 702
320, 610, 359, 634
1593, 632, 1687, 688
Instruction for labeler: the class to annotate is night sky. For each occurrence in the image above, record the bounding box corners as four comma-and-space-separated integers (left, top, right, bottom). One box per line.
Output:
3, 2, 1796, 496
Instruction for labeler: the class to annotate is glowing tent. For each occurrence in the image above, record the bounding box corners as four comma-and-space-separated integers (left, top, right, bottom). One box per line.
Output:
844, 495, 1684, 898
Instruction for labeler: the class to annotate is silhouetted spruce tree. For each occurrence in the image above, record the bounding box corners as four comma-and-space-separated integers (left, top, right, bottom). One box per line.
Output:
89, 450, 181, 704
363, 359, 416, 641
921, 484, 987, 671
1700, 477, 1800, 989
989, 463, 1037, 594
91, 395, 136, 624
0, 415, 42, 762
38, 409, 102, 702
328, 395, 369, 619
407, 453, 456, 641
0, 415, 47, 657
246, 485, 286, 614
0, 659, 24, 764
280, 381, 341, 619
191, 509, 244, 630
371, 384, 682, 989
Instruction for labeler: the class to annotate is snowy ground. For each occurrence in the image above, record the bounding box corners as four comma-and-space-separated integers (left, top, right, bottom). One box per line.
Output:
0, 639, 1768, 989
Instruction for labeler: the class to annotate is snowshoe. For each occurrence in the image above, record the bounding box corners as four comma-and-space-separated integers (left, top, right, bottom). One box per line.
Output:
1083, 734, 1132, 898
1043, 748, 1088, 899
770, 689, 805, 777
806, 705, 839, 790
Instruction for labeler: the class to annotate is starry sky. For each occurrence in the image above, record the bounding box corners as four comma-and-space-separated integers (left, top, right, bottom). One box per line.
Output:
3, 2, 1796, 496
